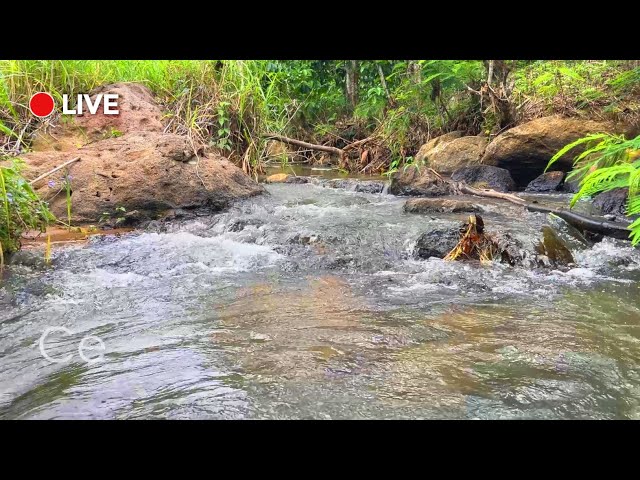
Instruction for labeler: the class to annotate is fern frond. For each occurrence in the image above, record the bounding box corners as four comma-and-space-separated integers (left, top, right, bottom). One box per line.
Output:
546, 133, 610, 171
628, 217, 640, 246
626, 196, 640, 217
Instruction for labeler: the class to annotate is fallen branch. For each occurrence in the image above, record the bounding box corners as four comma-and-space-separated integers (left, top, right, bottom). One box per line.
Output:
453, 182, 631, 240
264, 133, 378, 157
456, 183, 527, 206
264, 133, 344, 156
29, 157, 81, 186
343, 136, 377, 151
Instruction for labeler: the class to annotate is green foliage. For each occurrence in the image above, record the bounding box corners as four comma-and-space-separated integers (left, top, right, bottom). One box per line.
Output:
0, 157, 54, 254
1, 60, 638, 178
548, 133, 640, 245
514, 60, 639, 114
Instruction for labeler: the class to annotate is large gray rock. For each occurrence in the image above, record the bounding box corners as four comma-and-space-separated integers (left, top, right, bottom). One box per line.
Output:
451, 165, 517, 192
425, 136, 488, 174
525, 171, 566, 192
414, 227, 460, 259
481, 116, 625, 187
414, 131, 464, 163
592, 188, 628, 218
388, 166, 453, 196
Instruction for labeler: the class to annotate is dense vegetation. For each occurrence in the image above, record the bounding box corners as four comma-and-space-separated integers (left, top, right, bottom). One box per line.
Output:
0, 158, 53, 261
0, 60, 638, 256
1, 60, 638, 174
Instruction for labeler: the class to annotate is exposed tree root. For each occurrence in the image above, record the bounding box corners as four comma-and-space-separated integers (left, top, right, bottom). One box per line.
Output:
444, 214, 498, 263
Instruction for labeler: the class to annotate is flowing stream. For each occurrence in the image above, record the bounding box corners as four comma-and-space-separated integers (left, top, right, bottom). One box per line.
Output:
1, 179, 640, 419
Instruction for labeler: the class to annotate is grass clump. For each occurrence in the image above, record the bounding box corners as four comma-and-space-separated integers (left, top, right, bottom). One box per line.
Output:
0, 157, 54, 260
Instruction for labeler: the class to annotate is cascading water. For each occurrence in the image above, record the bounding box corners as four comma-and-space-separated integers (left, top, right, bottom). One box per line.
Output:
1, 181, 639, 419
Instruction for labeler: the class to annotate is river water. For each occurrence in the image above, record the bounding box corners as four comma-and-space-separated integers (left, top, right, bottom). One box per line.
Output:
1, 180, 639, 419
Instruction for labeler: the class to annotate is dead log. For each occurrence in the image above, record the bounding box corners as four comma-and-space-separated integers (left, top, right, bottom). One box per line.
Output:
264, 134, 344, 157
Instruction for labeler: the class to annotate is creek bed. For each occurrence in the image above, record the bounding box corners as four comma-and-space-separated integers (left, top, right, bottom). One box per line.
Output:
1, 183, 639, 419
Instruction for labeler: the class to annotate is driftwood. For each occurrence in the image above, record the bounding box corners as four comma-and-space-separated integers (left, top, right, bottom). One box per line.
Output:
454, 182, 631, 240
264, 134, 344, 157
264, 133, 377, 156
29, 157, 81, 186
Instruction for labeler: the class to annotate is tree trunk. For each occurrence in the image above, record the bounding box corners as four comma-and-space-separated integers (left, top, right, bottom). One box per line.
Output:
408, 61, 421, 84
345, 60, 359, 110
377, 63, 392, 101
482, 60, 515, 129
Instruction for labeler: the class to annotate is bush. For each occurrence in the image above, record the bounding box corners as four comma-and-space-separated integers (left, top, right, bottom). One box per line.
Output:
0, 157, 54, 256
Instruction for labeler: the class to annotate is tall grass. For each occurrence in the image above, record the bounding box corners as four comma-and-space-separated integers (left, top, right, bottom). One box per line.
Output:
0, 60, 293, 175
0, 157, 54, 257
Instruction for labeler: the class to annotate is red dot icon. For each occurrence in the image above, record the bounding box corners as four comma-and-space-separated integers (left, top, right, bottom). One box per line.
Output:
29, 92, 55, 118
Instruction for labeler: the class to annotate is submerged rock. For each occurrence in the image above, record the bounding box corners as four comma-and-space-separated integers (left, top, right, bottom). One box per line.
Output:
525, 171, 565, 192
355, 181, 385, 194
451, 165, 516, 192
7, 249, 49, 270
323, 179, 356, 190
285, 176, 312, 184
535, 226, 575, 266
404, 198, 483, 214
388, 166, 453, 196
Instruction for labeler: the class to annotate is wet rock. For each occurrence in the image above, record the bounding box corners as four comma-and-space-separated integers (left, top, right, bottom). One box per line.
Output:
415, 131, 464, 163
355, 181, 385, 194
481, 115, 629, 187
7, 250, 49, 269
426, 136, 489, 174
324, 179, 356, 190
414, 227, 461, 259
535, 226, 575, 266
547, 215, 592, 250
487, 232, 540, 268
561, 177, 581, 193
20, 278, 56, 298
451, 165, 516, 192
592, 188, 628, 219
289, 233, 321, 245
525, 171, 565, 192
0, 288, 13, 306
388, 166, 453, 197
266, 173, 290, 183
284, 176, 311, 184
228, 218, 265, 232
404, 198, 483, 214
